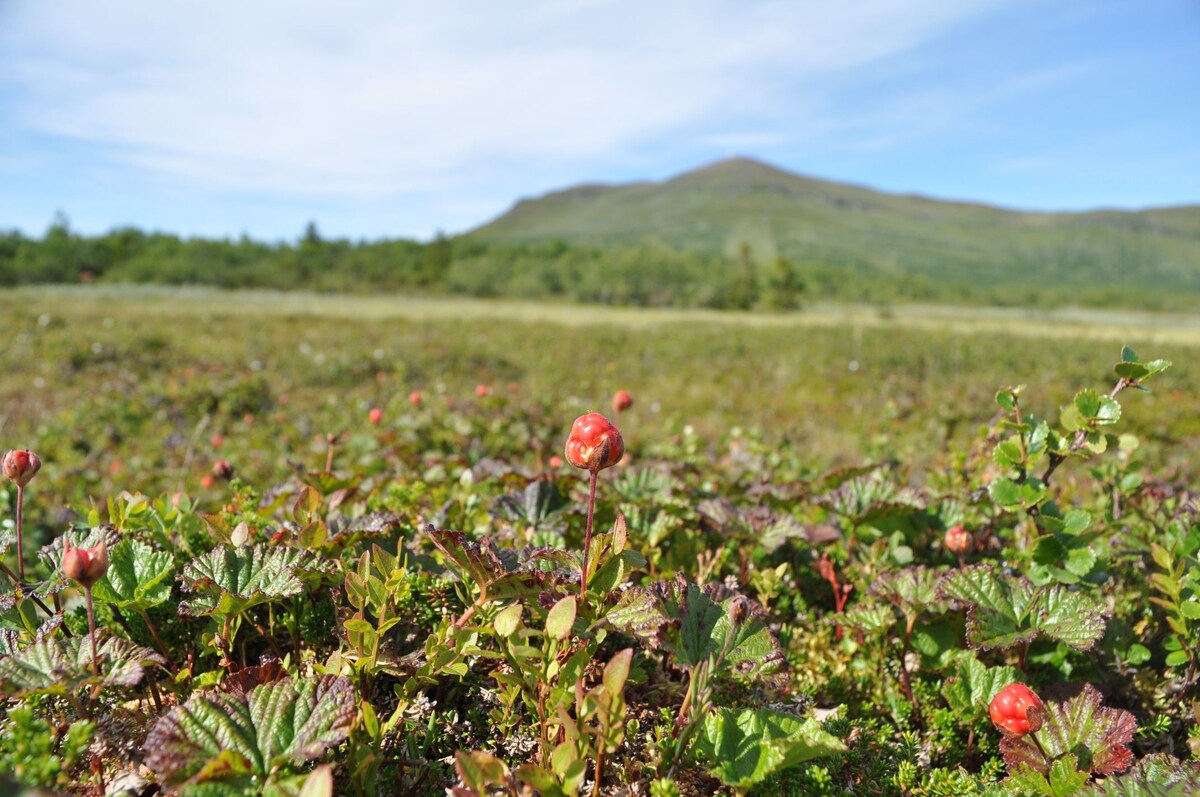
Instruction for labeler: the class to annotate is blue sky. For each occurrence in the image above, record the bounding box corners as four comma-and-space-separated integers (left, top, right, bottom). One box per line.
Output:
1, 0, 1197, 242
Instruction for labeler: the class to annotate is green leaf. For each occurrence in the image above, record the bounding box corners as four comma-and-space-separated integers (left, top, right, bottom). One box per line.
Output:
939, 566, 1107, 651
178, 545, 332, 619
1074, 389, 1101, 419
92, 540, 175, 611
493, 603, 522, 637
839, 602, 895, 636
0, 632, 163, 696
693, 708, 845, 788
942, 652, 1020, 722
1085, 753, 1200, 796
1001, 684, 1135, 776
1095, 397, 1122, 426
144, 675, 355, 787
996, 390, 1017, 411
1121, 346, 1139, 363
989, 478, 1023, 508
994, 439, 1025, 470
871, 566, 949, 617
606, 580, 783, 681
1047, 754, 1089, 797
545, 595, 576, 641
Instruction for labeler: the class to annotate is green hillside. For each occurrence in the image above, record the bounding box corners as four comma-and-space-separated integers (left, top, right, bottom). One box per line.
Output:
471, 157, 1200, 308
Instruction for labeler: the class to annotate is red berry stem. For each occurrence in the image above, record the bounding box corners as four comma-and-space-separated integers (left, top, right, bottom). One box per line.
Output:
580, 469, 598, 599
15, 485, 24, 582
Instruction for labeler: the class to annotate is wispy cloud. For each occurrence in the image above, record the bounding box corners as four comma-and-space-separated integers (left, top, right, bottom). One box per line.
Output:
0, 0, 1011, 199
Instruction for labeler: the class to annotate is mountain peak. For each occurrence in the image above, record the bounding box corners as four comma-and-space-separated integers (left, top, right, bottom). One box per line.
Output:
670, 156, 800, 184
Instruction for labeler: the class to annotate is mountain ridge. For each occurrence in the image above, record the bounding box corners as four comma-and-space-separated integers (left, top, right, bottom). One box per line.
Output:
467, 156, 1200, 308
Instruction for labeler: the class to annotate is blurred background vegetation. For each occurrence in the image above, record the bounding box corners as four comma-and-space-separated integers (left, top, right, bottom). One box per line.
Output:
4, 159, 1199, 311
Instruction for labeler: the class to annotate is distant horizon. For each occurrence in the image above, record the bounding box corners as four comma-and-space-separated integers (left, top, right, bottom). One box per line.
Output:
3, 2, 1198, 242
8, 153, 1199, 246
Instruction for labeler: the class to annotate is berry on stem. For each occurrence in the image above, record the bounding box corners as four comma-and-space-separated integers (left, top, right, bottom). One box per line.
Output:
990, 683, 1045, 737
62, 539, 110, 675
612, 389, 633, 414
2, 449, 41, 487
944, 525, 973, 556
3, 448, 41, 582
565, 413, 624, 472
564, 413, 625, 599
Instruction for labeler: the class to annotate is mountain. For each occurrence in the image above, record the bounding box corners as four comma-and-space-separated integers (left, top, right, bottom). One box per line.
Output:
470, 157, 1200, 307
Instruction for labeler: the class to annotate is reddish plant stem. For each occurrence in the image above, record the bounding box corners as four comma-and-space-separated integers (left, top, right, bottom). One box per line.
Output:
579, 469, 598, 599
15, 485, 24, 581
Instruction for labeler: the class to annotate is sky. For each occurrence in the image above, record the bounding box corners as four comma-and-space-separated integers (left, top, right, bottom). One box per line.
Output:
0, 0, 1197, 243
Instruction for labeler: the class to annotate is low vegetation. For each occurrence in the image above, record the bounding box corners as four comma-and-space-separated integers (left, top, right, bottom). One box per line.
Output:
1, 291, 1199, 795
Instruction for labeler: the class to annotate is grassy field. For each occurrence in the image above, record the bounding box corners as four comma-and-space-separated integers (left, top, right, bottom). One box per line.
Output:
0, 285, 1195, 516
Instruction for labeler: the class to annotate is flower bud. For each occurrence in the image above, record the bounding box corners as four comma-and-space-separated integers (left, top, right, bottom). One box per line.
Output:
565, 413, 624, 472
2, 449, 42, 488
212, 459, 235, 481
728, 596, 751, 627
612, 390, 634, 414
989, 683, 1045, 737
62, 540, 110, 588
944, 525, 974, 555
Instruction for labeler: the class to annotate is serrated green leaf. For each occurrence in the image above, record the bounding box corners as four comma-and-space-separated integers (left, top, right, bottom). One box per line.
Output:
1060, 404, 1086, 433
1063, 546, 1098, 578
1114, 362, 1149, 381
1084, 753, 1200, 796
179, 545, 332, 619
0, 632, 164, 696
839, 602, 895, 635
93, 540, 175, 611
1047, 754, 1089, 797
871, 567, 949, 616
1075, 390, 1101, 419
990, 478, 1024, 508
694, 708, 845, 789
606, 580, 783, 681
1006, 764, 1054, 796
144, 675, 355, 786
1001, 684, 1135, 777
942, 652, 1020, 721
1096, 397, 1122, 425
994, 439, 1025, 470
1142, 358, 1172, 378
939, 566, 1106, 651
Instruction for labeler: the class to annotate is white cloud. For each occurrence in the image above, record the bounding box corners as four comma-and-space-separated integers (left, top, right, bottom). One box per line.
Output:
0, 0, 1012, 199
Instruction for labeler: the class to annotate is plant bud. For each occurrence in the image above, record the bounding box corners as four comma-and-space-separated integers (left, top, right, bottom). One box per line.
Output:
728, 596, 751, 627
989, 683, 1045, 737
944, 525, 974, 555
612, 390, 634, 414
565, 413, 624, 472
2, 449, 41, 488
62, 540, 110, 588
212, 459, 235, 480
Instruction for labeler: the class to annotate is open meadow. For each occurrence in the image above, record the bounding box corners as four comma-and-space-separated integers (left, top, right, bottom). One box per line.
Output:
2, 286, 1200, 795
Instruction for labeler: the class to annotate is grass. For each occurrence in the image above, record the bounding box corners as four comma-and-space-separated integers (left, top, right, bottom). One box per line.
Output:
4, 285, 1199, 509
